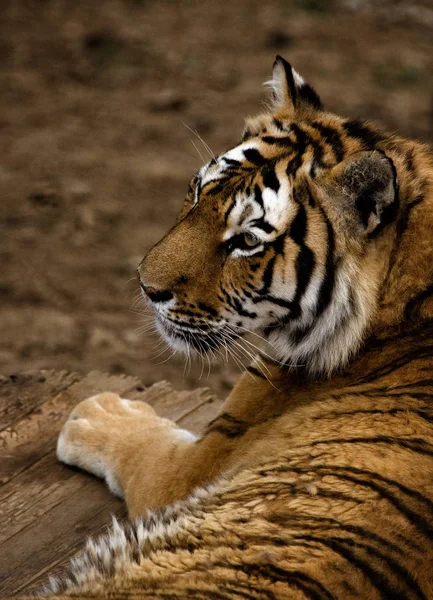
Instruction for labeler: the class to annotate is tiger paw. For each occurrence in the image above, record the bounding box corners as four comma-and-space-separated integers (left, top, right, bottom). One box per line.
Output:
57, 392, 196, 498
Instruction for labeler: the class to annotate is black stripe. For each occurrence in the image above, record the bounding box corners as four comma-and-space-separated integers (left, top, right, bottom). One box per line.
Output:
207, 411, 245, 427
291, 245, 315, 318
223, 199, 236, 225
253, 240, 316, 324
281, 572, 334, 600
365, 320, 433, 353
290, 203, 307, 245
259, 234, 286, 295
221, 559, 335, 600
342, 119, 384, 148
205, 411, 249, 438
296, 465, 433, 540
315, 204, 335, 315
312, 406, 433, 425
266, 513, 425, 598
267, 512, 407, 556
195, 176, 202, 202
261, 135, 293, 148
309, 139, 326, 177
231, 295, 257, 318
298, 83, 323, 110
311, 435, 433, 457
286, 124, 308, 176
266, 484, 365, 506
259, 201, 315, 324
197, 302, 219, 317
205, 422, 248, 438
262, 164, 280, 192
232, 542, 398, 599
217, 585, 271, 600
220, 287, 238, 312
273, 118, 284, 131
243, 148, 267, 166
205, 180, 226, 197
253, 184, 264, 209
250, 218, 276, 234
254, 294, 293, 309
241, 128, 252, 142
222, 157, 241, 166
295, 534, 425, 600
306, 186, 316, 207
247, 365, 267, 379
168, 319, 212, 331
311, 121, 345, 162
353, 344, 433, 385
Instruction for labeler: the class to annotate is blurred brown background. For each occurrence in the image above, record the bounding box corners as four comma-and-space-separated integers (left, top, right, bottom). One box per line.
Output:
1, 0, 432, 397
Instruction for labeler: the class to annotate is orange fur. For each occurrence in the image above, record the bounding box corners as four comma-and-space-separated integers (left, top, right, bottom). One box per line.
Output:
33, 57, 433, 599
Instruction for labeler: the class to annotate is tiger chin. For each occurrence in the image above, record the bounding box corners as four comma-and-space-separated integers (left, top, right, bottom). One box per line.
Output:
39, 56, 433, 599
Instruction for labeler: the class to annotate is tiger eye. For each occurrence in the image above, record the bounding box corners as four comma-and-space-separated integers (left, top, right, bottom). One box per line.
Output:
243, 232, 261, 248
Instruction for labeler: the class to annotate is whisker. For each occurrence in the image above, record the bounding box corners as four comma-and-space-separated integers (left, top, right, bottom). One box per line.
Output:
190, 138, 205, 163
230, 322, 279, 351
181, 121, 215, 160
124, 276, 139, 286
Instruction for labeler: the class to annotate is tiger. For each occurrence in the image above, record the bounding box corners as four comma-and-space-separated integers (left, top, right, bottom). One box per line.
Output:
28, 55, 433, 599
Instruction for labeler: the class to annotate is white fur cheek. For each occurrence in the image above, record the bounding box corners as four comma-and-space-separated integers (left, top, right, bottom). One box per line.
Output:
154, 319, 189, 354
267, 259, 372, 375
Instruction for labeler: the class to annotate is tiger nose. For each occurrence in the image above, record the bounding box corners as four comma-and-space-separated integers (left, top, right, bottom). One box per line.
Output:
140, 283, 173, 304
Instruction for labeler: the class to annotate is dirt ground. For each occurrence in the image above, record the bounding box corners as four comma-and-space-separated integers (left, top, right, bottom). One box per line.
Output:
1, 0, 433, 398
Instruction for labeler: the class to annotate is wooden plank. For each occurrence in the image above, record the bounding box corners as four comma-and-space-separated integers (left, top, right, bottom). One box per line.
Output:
0, 371, 144, 485
129, 381, 218, 427
15, 516, 124, 598
0, 453, 81, 545
0, 383, 217, 546
0, 370, 80, 432
0, 371, 220, 597
1, 474, 125, 598
177, 394, 224, 433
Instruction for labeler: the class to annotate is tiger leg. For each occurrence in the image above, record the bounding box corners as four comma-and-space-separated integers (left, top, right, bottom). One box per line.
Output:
57, 362, 284, 517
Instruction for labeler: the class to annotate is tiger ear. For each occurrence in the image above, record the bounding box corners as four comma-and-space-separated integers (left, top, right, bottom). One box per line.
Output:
329, 151, 398, 238
266, 56, 323, 113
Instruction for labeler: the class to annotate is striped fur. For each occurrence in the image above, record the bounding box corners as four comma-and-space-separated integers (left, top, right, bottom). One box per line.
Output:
44, 57, 433, 599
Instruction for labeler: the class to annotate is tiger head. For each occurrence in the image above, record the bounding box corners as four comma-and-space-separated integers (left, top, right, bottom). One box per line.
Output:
138, 56, 403, 376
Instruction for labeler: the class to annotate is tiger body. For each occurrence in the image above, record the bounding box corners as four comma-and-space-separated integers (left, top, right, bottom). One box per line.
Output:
35, 57, 433, 599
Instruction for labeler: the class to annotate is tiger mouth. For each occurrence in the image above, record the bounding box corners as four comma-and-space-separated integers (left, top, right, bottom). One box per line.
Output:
156, 316, 237, 354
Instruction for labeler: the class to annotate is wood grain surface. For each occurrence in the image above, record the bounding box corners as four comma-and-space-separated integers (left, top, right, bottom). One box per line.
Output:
0, 370, 221, 597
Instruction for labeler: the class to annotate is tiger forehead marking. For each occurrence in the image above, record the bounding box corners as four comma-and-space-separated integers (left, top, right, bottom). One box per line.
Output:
198, 141, 264, 190
221, 163, 293, 239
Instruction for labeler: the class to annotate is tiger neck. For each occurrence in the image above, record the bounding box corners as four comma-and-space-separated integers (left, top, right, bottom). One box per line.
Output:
269, 139, 433, 378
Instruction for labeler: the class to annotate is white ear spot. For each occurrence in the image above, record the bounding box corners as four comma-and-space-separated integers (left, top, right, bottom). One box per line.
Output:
292, 68, 305, 88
